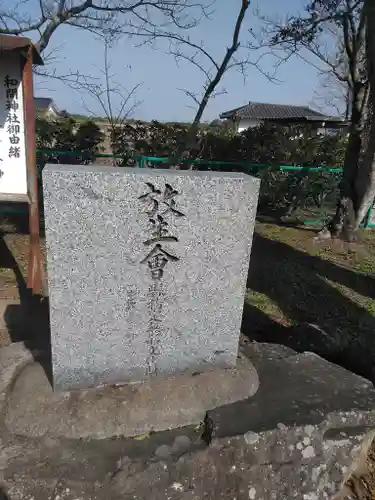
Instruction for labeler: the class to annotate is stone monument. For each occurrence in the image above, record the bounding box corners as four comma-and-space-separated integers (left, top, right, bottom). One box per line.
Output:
43, 165, 260, 392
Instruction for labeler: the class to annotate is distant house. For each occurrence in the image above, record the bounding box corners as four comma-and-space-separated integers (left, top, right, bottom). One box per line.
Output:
219, 102, 347, 133
35, 97, 62, 119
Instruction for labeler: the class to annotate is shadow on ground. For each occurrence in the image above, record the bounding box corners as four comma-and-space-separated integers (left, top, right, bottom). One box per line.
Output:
0, 208, 31, 235
4, 299, 52, 384
242, 232, 375, 381
0, 488, 9, 500
0, 230, 51, 384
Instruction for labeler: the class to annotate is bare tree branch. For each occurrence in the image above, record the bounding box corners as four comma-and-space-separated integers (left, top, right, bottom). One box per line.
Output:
310, 70, 350, 117
177, 88, 201, 106
78, 37, 143, 163
171, 47, 212, 80
0, 0, 218, 106
0, 0, 214, 54
254, 0, 367, 107
131, 28, 220, 69
166, 0, 251, 167
33, 43, 100, 91
190, 0, 249, 126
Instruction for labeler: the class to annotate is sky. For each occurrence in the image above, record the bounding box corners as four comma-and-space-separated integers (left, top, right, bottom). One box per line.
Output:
27, 0, 333, 122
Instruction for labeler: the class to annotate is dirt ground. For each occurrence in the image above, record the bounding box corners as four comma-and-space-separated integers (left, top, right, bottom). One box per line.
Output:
1, 213, 375, 498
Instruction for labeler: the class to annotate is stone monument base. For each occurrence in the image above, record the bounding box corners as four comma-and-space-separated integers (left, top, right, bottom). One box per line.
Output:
4, 346, 258, 439
2, 342, 375, 499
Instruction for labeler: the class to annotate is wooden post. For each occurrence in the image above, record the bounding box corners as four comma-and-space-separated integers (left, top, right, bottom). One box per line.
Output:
23, 47, 43, 295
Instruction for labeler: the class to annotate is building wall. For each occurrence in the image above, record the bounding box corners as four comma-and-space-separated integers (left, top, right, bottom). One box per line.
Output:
37, 105, 59, 120
237, 119, 262, 132
236, 120, 340, 135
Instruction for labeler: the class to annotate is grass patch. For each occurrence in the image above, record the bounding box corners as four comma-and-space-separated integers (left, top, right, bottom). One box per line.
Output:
244, 222, 375, 375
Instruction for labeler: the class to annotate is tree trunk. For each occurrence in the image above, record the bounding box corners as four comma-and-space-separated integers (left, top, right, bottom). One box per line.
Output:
354, 126, 375, 229
167, 0, 250, 170
326, 0, 375, 241
328, 81, 369, 240
329, 126, 362, 240
356, 0, 375, 230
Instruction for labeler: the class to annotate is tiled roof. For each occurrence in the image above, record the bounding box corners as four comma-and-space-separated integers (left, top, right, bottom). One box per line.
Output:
220, 102, 337, 121
35, 97, 56, 111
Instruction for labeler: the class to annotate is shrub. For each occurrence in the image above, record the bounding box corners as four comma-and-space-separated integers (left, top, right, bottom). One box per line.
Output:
36, 118, 347, 218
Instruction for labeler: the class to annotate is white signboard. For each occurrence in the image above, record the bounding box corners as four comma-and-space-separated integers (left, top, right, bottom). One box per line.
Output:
0, 54, 27, 197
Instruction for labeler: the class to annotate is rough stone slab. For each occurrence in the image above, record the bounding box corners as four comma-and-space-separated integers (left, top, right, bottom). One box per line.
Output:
107, 347, 375, 500
0, 429, 204, 486
108, 429, 375, 500
239, 338, 297, 361
51, 479, 104, 500
0, 434, 116, 484
2, 476, 104, 500
2, 344, 375, 500
0, 342, 33, 416
5, 355, 258, 439
208, 350, 375, 438
43, 165, 260, 390
197, 347, 375, 499
2, 476, 58, 500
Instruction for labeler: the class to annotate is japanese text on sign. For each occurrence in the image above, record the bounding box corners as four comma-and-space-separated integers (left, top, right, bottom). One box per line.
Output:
4, 75, 21, 159
0, 55, 27, 196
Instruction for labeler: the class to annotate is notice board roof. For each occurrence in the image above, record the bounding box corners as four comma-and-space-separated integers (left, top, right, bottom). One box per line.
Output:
0, 34, 43, 65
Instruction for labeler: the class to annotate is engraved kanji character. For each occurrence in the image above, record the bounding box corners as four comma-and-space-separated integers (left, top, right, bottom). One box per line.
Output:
143, 215, 178, 246
160, 183, 185, 217
141, 244, 179, 280
139, 182, 186, 219
138, 182, 162, 217
4, 75, 18, 88
9, 135, 20, 145
9, 146, 20, 158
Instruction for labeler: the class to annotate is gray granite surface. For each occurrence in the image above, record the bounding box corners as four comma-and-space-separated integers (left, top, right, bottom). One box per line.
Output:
43, 165, 260, 390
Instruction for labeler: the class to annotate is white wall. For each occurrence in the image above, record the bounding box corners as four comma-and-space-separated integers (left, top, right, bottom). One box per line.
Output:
237, 119, 262, 132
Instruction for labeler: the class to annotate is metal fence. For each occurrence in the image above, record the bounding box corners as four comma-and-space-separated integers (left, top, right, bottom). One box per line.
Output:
137, 156, 370, 228
3, 149, 374, 228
